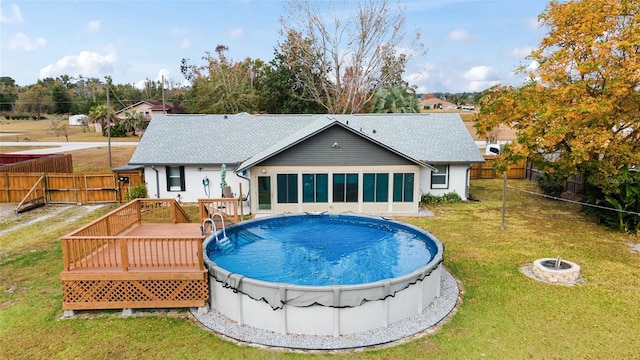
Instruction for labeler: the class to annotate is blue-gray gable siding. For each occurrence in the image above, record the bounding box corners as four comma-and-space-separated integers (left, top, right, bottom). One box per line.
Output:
260, 126, 414, 167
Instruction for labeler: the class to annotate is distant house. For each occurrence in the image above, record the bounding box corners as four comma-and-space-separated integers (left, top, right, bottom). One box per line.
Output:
128, 113, 485, 215
419, 97, 457, 111
115, 100, 174, 121
68, 114, 88, 126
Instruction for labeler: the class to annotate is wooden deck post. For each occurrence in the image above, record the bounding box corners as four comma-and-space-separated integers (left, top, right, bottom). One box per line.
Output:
120, 238, 129, 271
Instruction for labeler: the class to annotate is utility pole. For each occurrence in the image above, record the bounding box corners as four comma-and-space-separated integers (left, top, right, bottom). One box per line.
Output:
161, 75, 166, 114
106, 81, 112, 167
501, 172, 507, 230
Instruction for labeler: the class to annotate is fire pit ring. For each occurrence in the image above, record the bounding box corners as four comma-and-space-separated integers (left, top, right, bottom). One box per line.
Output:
531, 257, 581, 285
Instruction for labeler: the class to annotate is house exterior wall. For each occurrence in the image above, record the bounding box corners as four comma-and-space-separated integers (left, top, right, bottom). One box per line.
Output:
261, 126, 414, 167
419, 164, 471, 200
141, 163, 473, 212
143, 165, 249, 203
116, 103, 166, 120
249, 165, 421, 215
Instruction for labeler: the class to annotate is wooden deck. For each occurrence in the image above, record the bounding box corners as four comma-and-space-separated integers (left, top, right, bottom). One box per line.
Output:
59, 199, 231, 311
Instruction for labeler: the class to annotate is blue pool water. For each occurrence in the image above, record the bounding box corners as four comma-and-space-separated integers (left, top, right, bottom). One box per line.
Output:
205, 214, 438, 286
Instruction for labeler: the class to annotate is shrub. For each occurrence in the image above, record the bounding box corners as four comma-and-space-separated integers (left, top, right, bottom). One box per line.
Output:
126, 182, 148, 201
582, 167, 640, 233
535, 173, 564, 197
421, 192, 462, 204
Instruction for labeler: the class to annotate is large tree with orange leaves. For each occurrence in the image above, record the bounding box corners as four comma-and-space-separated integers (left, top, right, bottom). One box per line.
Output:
477, 0, 640, 192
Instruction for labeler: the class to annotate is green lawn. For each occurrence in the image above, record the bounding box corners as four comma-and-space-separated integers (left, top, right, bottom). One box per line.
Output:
1, 180, 638, 359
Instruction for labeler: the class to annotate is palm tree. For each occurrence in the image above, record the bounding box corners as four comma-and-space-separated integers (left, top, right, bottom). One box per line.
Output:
120, 109, 147, 136
370, 86, 419, 113
88, 104, 115, 136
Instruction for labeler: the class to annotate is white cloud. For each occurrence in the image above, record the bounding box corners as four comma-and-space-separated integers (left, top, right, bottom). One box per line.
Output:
463, 66, 500, 91
446, 29, 476, 42
9, 33, 46, 51
134, 69, 173, 90
39, 50, 117, 79
0, 4, 23, 23
510, 46, 533, 58
227, 27, 244, 38
463, 66, 499, 81
180, 39, 191, 49
87, 20, 101, 33
527, 60, 539, 71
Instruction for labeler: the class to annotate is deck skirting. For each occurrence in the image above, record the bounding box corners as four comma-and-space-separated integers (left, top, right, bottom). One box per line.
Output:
61, 271, 208, 310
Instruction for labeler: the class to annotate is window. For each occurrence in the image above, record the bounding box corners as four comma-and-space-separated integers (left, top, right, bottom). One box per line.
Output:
303, 173, 328, 203
166, 166, 185, 191
333, 173, 358, 202
393, 173, 414, 202
363, 173, 389, 202
431, 165, 449, 189
277, 174, 298, 203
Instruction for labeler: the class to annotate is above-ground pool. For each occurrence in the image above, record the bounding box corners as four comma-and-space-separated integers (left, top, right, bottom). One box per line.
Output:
203, 213, 444, 336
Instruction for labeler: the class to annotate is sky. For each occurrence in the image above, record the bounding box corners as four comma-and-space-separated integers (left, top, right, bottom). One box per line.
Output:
0, 0, 549, 94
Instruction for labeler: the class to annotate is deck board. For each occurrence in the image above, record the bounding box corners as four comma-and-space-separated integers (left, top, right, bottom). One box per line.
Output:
121, 223, 203, 237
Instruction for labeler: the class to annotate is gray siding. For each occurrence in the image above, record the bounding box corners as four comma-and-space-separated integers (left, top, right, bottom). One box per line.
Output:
261, 126, 413, 167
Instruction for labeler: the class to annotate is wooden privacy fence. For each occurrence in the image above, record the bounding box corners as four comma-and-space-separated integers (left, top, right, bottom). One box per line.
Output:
0, 171, 144, 204
60, 198, 208, 311
0, 153, 73, 173
470, 155, 526, 179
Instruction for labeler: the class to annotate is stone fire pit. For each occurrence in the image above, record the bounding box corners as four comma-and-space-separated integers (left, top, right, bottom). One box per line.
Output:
531, 257, 581, 285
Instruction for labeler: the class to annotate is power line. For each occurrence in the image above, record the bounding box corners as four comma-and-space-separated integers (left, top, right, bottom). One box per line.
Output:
507, 185, 640, 217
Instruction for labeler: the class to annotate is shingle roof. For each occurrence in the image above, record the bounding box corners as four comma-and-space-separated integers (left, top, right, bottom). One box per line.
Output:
128, 113, 484, 167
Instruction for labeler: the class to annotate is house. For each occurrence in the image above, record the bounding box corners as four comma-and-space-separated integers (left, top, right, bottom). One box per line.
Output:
128, 113, 485, 215
68, 114, 88, 126
419, 97, 457, 111
115, 100, 174, 121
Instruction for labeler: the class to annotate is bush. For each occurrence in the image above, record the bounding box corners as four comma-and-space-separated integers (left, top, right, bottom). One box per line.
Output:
126, 182, 148, 201
107, 123, 127, 137
535, 173, 564, 197
582, 167, 640, 233
421, 192, 463, 204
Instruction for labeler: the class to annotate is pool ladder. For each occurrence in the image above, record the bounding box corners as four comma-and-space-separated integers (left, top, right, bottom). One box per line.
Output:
201, 213, 233, 253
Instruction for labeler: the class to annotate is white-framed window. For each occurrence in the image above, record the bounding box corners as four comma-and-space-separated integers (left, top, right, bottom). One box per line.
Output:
431, 165, 449, 189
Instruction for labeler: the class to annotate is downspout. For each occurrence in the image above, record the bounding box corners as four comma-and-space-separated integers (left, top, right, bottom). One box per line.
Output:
235, 168, 251, 211
152, 165, 160, 198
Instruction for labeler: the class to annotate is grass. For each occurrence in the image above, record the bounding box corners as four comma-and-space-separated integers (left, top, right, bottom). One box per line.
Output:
0, 117, 136, 143
1, 179, 639, 359
1, 118, 138, 172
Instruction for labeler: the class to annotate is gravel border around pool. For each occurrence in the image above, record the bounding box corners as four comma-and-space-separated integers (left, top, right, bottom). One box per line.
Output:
190, 268, 460, 350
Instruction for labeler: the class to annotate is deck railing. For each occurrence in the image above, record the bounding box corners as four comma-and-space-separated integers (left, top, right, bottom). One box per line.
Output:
62, 236, 204, 271
139, 199, 191, 223
62, 198, 200, 272
198, 198, 242, 223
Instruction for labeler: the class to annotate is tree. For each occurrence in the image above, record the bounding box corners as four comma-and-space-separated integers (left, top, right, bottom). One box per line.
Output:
50, 81, 72, 114
120, 109, 147, 136
369, 85, 418, 113
476, 0, 640, 193
88, 104, 115, 136
280, 0, 422, 114
181, 45, 259, 114
257, 33, 327, 114
0, 77, 19, 112
15, 84, 53, 119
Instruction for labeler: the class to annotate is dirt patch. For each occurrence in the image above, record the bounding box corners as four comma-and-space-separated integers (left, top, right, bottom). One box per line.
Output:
0, 203, 106, 238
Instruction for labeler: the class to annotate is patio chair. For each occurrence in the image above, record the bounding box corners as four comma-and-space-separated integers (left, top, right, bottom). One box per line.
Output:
222, 185, 233, 198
